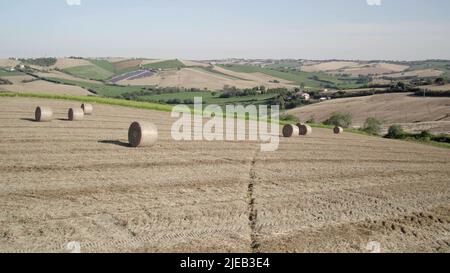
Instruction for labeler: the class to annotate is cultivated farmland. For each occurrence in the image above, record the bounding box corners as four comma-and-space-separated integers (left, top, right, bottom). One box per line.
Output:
0, 78, 92, 96
0, 97, 449, 253
288, 93, 450, 134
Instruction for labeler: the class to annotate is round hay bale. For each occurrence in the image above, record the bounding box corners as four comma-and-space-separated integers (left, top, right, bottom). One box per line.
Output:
298, 124, 312, 136
81, 103, 93, 115
68, 108, 84, 121
334, 126, 344, 134
282, 124, 299, 138
35, 106, 53, 122
128, 121, 158, 147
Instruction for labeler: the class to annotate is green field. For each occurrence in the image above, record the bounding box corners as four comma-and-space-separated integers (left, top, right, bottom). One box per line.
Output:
143, 59, 185, 70
0, 70, 24, 77
63, 65, 114, 81
266, 61, 302, 70
218, 64, 362, 90
140, 91, 277, 106
89, 59, 116, 73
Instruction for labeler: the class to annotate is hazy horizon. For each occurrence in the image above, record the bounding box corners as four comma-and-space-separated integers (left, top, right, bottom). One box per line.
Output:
1, 0, 450, 61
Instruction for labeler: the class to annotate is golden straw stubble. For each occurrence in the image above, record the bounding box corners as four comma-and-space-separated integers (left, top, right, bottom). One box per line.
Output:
35, 106, 53, 122
128, 121, 158, 147
282, 124, 299, 137
68, 108, 84, 121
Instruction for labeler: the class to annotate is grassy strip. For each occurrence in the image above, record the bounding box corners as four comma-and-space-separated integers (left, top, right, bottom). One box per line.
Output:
0, 92, 173, 112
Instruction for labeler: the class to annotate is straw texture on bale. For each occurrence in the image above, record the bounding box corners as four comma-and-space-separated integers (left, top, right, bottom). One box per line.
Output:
298, 124, 312, 136
35, 106, 53, 122
282, 124, 299, 138
128, 121, 158, 147
68, 108, 84, 121
334, 126, 344, 134
81, 103, 93, 115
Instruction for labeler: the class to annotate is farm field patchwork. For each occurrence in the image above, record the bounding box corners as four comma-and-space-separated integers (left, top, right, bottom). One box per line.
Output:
117, 68, 290, 90
217, 64, 364, 90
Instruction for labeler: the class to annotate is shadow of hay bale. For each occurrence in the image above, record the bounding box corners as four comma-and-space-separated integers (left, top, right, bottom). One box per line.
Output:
98, 140, 130, 147
21, 118, 38, 122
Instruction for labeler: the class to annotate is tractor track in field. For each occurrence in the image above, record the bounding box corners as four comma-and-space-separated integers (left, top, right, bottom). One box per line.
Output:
6, 226, 246, 253
247, 148, 261, 253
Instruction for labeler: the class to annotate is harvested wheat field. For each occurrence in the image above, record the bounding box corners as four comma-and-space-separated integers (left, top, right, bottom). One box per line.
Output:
0, 97, 449, 253
288, 93, 450, 134
0, 79, 92, 96
301, 61, 360, 73
385, 69, 444, 79
421, 84, 450, 91
34, 71, 102, 84
119, 67, 293, 90
181, 60, 210, 67
301, 61, 409, 76
50, 58, 92, 70
0, 59, 20, 68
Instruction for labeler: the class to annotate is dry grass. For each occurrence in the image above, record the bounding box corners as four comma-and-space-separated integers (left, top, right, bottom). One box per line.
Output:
181, 60, 210, 67
51, 58, 92, 70
34, 71, 102, 84
0, 79, 92, 96
105, 57, 128, 63
140, 59, 165, 65
0, 59, 20, 68
301, 61, 360, 72
385, 69, 444, 79
114, 59, 142, 71
1, 75, 36, 84
301, 61, 409, 76
421, 84, 450, 91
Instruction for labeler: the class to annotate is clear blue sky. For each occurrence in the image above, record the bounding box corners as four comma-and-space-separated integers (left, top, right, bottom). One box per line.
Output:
1, 0, 449, 60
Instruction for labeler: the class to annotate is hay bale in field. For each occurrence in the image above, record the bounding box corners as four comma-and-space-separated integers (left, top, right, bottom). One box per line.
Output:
81, 103, 93, 115
35, 106, 53, 122
298, 124, 312, 136
128, 121, 158, 147
68, 108, 84, 121
334, 126, 344, 134
282, 124, 299, 138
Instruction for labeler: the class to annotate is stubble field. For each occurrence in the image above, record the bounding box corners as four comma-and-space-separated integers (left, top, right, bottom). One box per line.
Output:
0, 97, 449, 253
